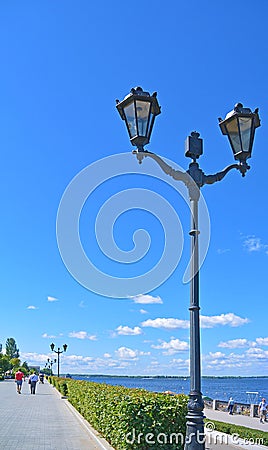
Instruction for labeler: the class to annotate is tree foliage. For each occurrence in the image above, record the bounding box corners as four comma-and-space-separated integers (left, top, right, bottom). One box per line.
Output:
5, 338, 19, 359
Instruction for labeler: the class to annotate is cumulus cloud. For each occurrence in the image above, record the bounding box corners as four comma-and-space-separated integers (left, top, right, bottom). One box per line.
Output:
218, 339, 255, 349
47, 296, 58, 302
142, 318, 189, 329
256, 337, 268, 346
243, 236, 268, 253
131, 294, 163, 304
139, 309, 148, 314
152, 338, 189, 355
68, 331, 97, 340
27, 305, 38, 310
200, 313, 249, 328
20, 352, 51, 363
116, 326, 142, 336
42, 333, 57, 339
115, 347, 150, 360
116, 347, 139, 359
246, 348, 268, 360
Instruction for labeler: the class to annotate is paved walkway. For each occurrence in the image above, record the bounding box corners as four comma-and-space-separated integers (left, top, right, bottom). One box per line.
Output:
0, 379, 114, 450
204, 408, 268, 450
205, 408, 268, 431
1, 380, 267, 450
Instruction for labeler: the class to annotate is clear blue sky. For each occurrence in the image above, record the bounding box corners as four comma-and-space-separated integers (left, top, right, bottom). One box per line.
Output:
1, 0, 268, 376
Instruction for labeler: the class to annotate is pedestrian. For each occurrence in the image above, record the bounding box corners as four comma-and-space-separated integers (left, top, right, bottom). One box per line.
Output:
15, 369, 24, 394
28, 372, 39, 394
258, 398, 268, 423
228, 397, 234, 415
39, 373, 44, 384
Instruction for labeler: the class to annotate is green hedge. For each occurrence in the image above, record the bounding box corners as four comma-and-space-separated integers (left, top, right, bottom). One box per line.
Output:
205, 419, 268, 446
49, 377, 188, 449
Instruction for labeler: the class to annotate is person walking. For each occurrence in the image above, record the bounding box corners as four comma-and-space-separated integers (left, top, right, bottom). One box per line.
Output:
28, 372, 39, 395
15, 369, 24, 394
228, 397, 234, 415
258, 398, 268, 423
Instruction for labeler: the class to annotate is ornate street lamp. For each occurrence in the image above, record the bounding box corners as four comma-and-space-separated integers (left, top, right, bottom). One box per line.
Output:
46, 358, 56, 376
116, 87, 260, 450
50, 343, 68, 378
218, 103, 260, 169
116, 86, 161, 151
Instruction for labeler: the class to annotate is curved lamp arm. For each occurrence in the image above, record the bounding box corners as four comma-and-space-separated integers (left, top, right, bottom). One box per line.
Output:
204, 162, 250, 185
132, 150, 188, 183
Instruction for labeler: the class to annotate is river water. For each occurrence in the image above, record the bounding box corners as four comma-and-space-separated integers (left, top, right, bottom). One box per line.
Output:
71, 375, 268, 404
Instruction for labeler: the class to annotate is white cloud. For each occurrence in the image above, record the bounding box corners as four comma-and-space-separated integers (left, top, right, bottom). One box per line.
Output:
142, 313, 249, 330
200, 313, 249, 328
243, 236, 268, 253
246, 348, 268, 360
27, 305, 38, 310
103, 353, 112, 358
115, 347, 149, 360
142, 318, 189, 329
116, 347, 139, 359
152, 338, 189, 355
42, 333, 57, 339
170, 358, 190, 369
202, 348, 268, 373
116, 325, 142, 336
20, 352, 51, 363
68, 331, 97, 340
256, 337, 268, 346
47, 296, 58, 302
131, 294, 163, 304
217, 248, 230, 254
139, 309, 148, 314
218, 339, 255, 349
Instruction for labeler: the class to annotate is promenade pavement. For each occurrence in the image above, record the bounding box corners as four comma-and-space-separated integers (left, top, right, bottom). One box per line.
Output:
0, 379, 115, 450
205, 408, 268, 432
1, 379, 267, 450
204, 408, 268, 450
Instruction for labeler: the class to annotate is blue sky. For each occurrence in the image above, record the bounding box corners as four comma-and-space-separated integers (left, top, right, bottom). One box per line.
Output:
1, 1, 268, 376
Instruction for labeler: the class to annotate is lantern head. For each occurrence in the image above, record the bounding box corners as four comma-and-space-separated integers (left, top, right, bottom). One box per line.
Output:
219, 103, 260, 162
116, 87, 161, 151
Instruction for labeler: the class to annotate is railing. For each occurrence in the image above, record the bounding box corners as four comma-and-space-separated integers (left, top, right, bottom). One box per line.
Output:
204, 399, 259, 417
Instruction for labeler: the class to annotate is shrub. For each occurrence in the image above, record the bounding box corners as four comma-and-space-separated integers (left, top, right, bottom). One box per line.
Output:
53, 378, 188, 450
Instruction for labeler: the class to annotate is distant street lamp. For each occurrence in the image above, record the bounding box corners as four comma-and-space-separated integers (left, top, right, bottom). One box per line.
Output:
50, 343, 68, 378
116, 87, 260, 450
46, 358, 56, 376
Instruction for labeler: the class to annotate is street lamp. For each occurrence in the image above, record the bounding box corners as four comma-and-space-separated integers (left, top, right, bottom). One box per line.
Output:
46, 358, 56, 376
116, 87, 260, 450
50, 343, 68, 378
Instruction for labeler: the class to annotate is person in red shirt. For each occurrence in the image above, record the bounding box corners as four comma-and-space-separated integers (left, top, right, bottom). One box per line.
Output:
15, 369, 24, 394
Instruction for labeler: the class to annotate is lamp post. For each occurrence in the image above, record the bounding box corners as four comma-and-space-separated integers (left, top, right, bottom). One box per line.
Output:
50, 343, 68, 378
116, 87, 260, 450
46, 358, 56, 376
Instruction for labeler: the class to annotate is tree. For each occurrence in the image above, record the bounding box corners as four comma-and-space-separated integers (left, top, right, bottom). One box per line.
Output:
5, 338, 19, 359
0, 355, 12, 373
21, 361, 29, 372
10, 357, 21, 369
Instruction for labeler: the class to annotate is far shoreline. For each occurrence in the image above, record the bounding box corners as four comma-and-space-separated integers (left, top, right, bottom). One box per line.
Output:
63, 374, 268, 379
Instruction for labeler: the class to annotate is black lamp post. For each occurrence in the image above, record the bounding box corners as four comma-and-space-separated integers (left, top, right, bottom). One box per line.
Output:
116, 87, 260, 450
46, 358, 56, 376
50, 343, 68, 378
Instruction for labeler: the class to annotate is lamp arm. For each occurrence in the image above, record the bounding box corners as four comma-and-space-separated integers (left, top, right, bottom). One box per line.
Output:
203, 162, 249, 185
132, 150, 188, 183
